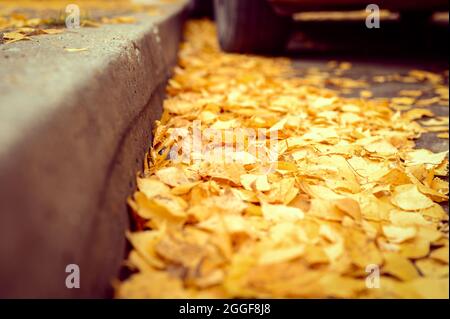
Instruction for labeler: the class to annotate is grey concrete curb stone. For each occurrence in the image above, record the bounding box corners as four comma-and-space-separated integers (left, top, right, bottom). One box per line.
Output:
0, 2, 188, 298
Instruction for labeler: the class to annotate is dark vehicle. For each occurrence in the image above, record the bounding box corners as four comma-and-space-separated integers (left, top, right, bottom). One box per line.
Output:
213, 0, 449, 53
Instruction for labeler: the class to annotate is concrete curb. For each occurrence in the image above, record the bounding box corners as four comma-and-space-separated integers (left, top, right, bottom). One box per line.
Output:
0, 2, 188, 298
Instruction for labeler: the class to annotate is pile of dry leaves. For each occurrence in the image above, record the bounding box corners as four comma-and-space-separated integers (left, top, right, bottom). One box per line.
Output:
116, 20, 449, 298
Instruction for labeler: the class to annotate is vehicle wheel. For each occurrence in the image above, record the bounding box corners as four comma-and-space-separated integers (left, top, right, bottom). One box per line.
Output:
190, 0, 214, 18
213, 0, 292, 54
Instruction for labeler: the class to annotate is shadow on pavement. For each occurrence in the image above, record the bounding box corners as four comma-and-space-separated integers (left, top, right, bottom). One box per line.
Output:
287, 15, 449, 68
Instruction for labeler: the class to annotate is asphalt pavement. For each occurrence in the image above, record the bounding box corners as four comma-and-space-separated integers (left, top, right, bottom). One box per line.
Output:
286, 17, 449, 212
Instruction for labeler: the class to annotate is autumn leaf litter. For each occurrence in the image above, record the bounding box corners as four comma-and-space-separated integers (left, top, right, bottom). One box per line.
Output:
116, 20, 449, 299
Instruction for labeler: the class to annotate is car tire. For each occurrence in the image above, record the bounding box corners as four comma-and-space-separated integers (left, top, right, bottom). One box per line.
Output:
190, 0, 214, 18
213, 0, 291, 54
